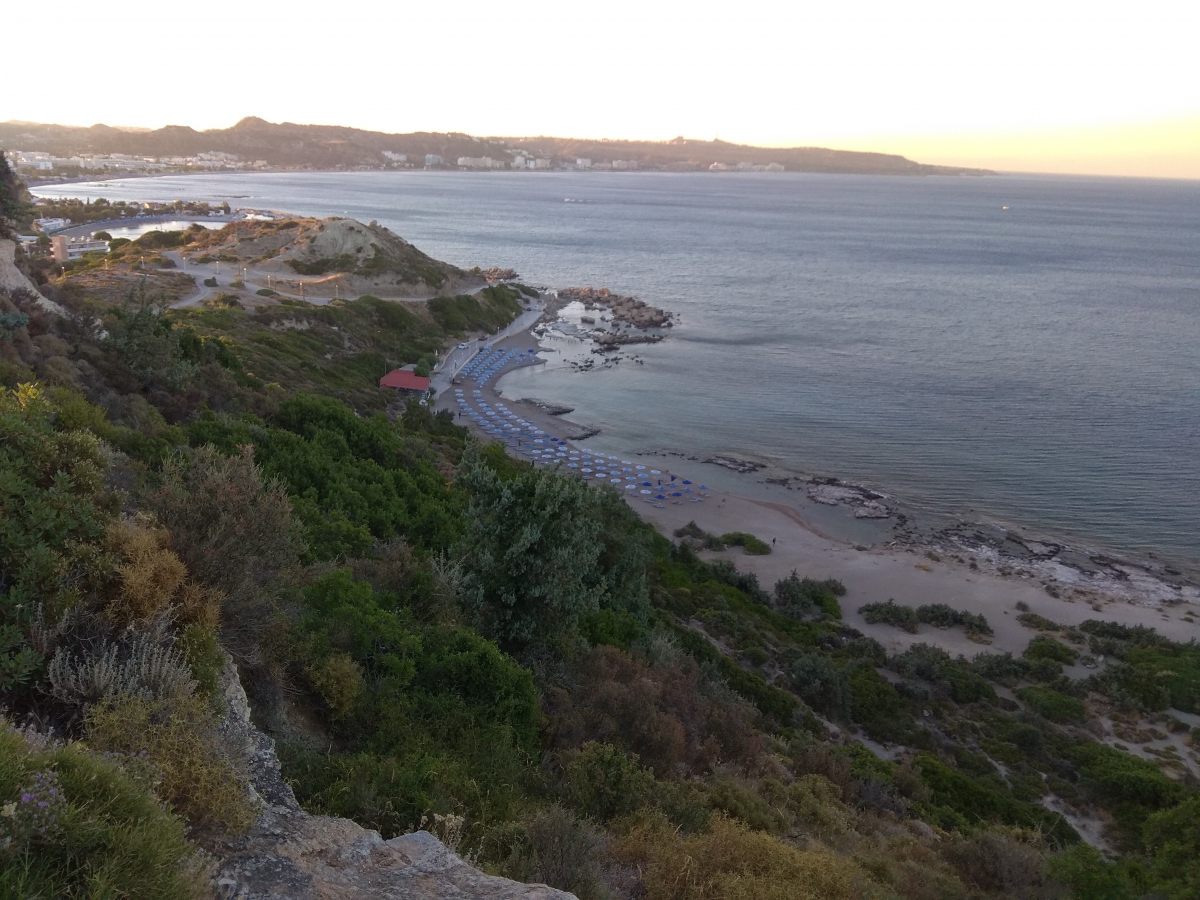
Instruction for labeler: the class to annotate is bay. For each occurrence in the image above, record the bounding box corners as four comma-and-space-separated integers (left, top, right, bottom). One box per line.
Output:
36, 171, 1200, 568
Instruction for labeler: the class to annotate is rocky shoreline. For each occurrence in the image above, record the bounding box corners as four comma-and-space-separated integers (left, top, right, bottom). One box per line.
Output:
558, 286, 674, 329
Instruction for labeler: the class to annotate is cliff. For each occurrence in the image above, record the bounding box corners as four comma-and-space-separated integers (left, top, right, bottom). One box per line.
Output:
213, 659, 573, 900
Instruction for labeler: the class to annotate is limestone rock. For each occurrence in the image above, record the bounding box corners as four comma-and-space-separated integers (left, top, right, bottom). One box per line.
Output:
213, 659, 575, 900
0, 239, 66, 316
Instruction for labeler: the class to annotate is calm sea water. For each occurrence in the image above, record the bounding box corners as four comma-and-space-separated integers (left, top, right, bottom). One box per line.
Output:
37, 172, 1200, 566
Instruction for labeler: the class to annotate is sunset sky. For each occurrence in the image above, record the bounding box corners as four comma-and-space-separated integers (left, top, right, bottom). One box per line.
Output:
7, 0, 1198, 178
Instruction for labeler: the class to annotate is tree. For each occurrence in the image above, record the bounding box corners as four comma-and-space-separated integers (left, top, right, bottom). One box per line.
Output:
149, 444, 302, 659
457, 446, 606, 650
0, 150, 30, 239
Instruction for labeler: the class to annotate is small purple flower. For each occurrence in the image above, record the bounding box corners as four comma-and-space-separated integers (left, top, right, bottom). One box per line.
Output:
19, 794, 32, 804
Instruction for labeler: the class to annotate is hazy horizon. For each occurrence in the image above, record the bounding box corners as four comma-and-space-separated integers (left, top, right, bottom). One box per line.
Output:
8, 0, 1199, 179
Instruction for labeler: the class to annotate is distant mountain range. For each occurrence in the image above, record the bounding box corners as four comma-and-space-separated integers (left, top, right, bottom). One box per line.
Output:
0, 117, 989, 176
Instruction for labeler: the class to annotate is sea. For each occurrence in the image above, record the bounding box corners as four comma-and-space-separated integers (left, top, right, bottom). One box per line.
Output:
34, 171, 1200, 572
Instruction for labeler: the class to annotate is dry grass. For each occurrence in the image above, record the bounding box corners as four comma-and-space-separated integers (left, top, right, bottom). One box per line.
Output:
85, 695, 257, 839
103, 517, 221, 629
614, 813, 857, 900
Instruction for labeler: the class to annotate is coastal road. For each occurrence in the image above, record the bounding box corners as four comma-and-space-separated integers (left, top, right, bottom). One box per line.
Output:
429, 299, 546, 399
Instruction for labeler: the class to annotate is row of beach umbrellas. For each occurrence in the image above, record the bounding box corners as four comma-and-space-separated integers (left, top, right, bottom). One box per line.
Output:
452, 388, 709, 504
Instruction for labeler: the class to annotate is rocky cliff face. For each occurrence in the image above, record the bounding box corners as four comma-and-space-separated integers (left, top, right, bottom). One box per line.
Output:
213, 661, 574, 900
0, 239, 66, 316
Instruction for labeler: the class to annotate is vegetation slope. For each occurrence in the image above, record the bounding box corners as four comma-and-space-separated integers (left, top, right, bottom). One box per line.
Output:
0, 153, 1196, 900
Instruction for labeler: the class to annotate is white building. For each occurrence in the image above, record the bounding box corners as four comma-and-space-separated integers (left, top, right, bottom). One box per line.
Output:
532, 158, 551, 169
576, 158, 591, 169
33, 217, 70, 233
512, 155, 527, 169
457, 156, 496, 168
51, 235, 109, 262
382, 151, 407, 163
425, 154, 444, 166
708, 162, 729, 171
611, 159, 637, 170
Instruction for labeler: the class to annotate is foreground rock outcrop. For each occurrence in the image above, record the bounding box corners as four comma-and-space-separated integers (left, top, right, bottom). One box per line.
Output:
213, 661, 574, 900
0, 238, 66, 316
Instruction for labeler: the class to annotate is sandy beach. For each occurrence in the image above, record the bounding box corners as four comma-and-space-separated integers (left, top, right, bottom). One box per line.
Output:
440, 305, 1200, 668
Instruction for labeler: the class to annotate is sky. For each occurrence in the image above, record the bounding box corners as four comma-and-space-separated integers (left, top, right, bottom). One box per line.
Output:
7, 0, 1199, 178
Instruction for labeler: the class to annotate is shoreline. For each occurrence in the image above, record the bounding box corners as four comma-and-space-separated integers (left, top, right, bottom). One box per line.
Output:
441, 302, 1200, 655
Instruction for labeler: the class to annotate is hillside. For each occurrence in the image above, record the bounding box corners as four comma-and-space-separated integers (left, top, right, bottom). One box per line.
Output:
2, 158, 1198, 900
0, 117, 989, 175
184, 216, 478, 297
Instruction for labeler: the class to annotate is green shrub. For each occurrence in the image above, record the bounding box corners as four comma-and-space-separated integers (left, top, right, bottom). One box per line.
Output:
1023, 635, 1079, 665
774, 572, 844, 619
1017, 611, 1060, 631
859, 599, 919, 633
307, 652, 365, 719
720, 532, 772, 555
1017, 686, 1086, 723
176, 624, 224, 698
674, 520, 725, 550
789, 653, 852, 720
562, 741, 655, 823
85, 695, 257, 837
0, 724, 204, 899
916, 603, 993, 636
971, 652, 1030, 684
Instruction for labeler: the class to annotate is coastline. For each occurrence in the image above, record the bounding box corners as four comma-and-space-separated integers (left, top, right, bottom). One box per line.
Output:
441, 299, 1200, 659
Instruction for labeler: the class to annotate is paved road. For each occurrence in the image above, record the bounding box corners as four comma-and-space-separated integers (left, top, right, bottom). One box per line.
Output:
430, 301, 546, 398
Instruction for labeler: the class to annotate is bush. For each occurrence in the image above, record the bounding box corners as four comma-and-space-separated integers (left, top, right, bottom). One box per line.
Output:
916, 603, 993, 636
614, 812, 858, 900
859, 599, 919, 633
149, 444, 301, 659
561, 741, 655, 823
1017, 612, 1060, 631
1017, 686, 1086, 723
202, 277, 217, 287
85, 695, 257, 837
790, 653, 852, 720
710, 560, 771, 605
774, 572, 843, 619
307, 651, 364, 719
720, 532, 771, 555
1023, 635, 1079, 665
0, 723, 204, 899
499, 806, 606, 899
674, 520, 725, 551
972, 652, 1030, 684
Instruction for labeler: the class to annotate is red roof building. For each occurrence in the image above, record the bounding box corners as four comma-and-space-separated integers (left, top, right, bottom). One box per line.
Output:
379, 369, 431, 393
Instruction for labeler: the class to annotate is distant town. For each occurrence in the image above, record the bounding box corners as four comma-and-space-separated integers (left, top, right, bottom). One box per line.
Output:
2, 117, 990, 182
8, 148, 787, 181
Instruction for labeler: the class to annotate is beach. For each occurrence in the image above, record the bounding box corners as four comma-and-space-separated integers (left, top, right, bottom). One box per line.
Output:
440, 302, 1200, 668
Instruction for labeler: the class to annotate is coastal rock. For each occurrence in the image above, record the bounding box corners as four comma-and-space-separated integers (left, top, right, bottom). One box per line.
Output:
559, 286, 673, 330
212, 658, 574, 900
854, 501, 891, 519
807, 482, 891, 518
704, 456, 763, 474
